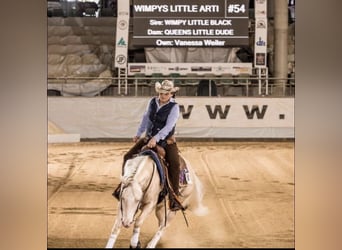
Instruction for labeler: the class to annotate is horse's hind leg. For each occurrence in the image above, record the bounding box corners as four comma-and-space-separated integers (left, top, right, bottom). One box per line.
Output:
146, 204, 177, 248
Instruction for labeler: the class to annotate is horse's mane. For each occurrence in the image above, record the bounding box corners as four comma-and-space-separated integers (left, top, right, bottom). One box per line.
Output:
121, 155, 146, 185
121, 155, 149, 200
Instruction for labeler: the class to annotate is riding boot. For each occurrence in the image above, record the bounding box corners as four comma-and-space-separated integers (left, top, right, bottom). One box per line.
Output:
112, 138, 147, 201
169, 193, 184, 211
112, 158, 127, 201
165, 143, 185, 211
112, 160, 125, 201
168, 176, 184, 211
112, 183, 121, 200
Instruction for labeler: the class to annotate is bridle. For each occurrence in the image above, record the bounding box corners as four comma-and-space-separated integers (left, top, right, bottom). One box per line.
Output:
120, 161, 156, 221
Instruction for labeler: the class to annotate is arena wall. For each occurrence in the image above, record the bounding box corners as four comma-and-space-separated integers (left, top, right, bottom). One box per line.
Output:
48, 97, 294, 140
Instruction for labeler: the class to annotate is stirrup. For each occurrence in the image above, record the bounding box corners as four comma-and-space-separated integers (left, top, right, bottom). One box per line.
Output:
158, 185, 168, 204
169, 195, 185, 211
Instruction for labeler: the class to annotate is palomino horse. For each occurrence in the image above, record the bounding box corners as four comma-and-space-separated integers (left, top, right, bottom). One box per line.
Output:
105, 150, 208, 248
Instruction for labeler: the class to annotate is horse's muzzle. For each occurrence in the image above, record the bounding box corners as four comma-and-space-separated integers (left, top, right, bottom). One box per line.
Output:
121, 218, 134, 228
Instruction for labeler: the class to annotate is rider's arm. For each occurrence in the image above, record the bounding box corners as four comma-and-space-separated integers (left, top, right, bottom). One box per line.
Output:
136, 99, 153, 137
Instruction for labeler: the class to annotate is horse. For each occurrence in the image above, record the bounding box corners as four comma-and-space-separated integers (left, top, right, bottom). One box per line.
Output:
105, 149, 208, 248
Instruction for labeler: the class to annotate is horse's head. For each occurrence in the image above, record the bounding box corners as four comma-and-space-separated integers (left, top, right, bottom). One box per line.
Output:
119, 177, 144, 228
119, 155, 160, 228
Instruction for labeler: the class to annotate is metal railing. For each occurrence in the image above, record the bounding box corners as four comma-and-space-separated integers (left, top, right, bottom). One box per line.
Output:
48, 75, 295, 97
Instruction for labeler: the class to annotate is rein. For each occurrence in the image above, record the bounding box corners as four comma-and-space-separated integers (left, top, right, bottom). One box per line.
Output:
120, 159, 156, 221
143, 160, 156, 196
120, 155, 189, 228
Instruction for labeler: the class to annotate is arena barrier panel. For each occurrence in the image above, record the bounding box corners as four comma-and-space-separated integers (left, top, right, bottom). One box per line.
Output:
48, 97, 294, 140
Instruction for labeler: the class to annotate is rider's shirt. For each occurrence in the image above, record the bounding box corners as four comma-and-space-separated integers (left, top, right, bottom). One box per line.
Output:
136, 97, 179, 143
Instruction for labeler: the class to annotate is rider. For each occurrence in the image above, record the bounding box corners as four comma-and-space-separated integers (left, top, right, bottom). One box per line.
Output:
112, 79, 183, 211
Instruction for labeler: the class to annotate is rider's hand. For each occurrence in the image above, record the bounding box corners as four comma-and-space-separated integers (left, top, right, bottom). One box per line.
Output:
147, 137, 157, 148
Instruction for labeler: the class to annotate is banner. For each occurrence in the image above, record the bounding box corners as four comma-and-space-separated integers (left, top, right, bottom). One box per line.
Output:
114, 0, 130, 68
127, 62, 252, 76
254, 0, 267, 68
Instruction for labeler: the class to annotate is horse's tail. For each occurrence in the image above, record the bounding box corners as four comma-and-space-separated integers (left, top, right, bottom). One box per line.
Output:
190, 173, 209, 216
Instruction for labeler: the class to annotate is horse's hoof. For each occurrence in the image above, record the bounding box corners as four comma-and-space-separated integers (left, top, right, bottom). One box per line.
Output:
129, 241, 141, 248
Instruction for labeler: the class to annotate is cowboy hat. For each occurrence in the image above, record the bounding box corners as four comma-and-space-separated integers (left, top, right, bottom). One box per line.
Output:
155, 80, 179, 94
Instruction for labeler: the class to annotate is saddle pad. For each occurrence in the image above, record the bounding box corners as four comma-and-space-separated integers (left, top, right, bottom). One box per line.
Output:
140, 149, 165, 185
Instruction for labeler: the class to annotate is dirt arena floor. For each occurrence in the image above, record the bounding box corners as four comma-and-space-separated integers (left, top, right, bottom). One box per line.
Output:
47, 140, 294, 248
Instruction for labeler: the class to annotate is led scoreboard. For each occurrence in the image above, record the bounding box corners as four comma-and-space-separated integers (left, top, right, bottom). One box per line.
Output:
132, 0, 250, 47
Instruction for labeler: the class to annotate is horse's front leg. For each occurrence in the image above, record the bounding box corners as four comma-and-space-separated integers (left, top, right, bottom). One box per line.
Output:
105, 206, 123, 248
129, 203, 156, 248
129, 227, 141, 248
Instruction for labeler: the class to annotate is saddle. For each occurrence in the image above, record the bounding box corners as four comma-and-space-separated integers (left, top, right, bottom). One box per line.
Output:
140, 144, 187, 211
141, 144, 189, 185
